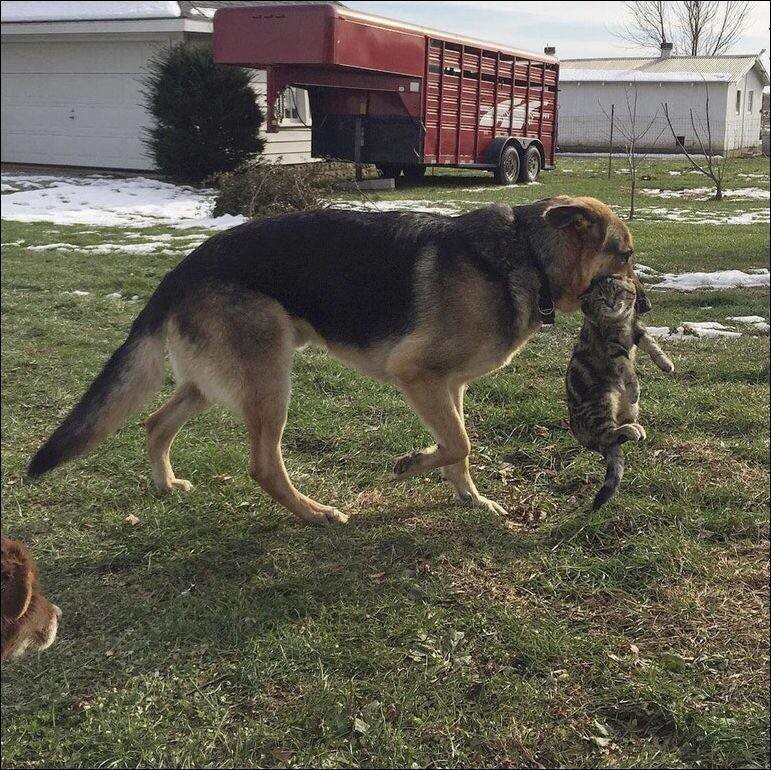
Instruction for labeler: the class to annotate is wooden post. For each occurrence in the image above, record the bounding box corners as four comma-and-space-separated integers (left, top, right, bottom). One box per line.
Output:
607, 103, 615, 178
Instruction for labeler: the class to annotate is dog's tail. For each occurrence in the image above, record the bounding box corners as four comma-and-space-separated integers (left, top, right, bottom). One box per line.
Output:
592, 443, 625, 510
27, 304, 168, 478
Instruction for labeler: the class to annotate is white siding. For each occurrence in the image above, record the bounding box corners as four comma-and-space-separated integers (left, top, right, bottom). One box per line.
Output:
1, 33, 183, 169
558, 80, 740, 153
723, 68, 765, 152
249, 69, 314, 165
1, 30, 314, 170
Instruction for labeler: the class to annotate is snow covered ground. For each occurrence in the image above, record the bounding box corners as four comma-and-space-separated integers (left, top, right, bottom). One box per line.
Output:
647, 317, 769, 341
641, 187, 769, 201
647, 268, 770, 291
0, 172, 246, 230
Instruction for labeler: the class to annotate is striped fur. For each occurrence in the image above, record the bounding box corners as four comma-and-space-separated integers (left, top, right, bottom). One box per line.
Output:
566, 275, 673, 509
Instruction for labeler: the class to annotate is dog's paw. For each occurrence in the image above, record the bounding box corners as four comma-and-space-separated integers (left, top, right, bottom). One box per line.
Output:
158, 478, 194, 494
299, 507, 349, 526
458, 491, 509, 516
391, 450, 423, 480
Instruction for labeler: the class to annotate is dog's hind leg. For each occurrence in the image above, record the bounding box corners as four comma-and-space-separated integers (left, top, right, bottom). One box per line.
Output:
244, 368, 349, 527
145, 383, 209, 492
440, 384, 508, 516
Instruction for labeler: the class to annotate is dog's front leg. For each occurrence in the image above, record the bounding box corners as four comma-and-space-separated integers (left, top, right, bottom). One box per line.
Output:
441, 384, 508, 516
392, 378, 508, 516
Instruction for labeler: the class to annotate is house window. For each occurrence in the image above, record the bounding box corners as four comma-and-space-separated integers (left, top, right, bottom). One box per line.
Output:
735, 90, 742, 114
747, 90, 754, 113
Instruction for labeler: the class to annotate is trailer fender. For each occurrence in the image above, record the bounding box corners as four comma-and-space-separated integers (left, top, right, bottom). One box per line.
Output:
483, 136, 545, 168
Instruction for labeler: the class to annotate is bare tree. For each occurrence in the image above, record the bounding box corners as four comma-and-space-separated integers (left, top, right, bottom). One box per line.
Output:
678, 1, 752, 55
600, 83, 667, 219
617, 1, 671, 50
616, 1, 752, 55
662, 82, 727, 200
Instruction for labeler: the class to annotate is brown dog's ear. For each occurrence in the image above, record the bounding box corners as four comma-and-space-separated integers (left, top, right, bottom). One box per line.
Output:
543, 202, 597, 230
1, 541, 34, 621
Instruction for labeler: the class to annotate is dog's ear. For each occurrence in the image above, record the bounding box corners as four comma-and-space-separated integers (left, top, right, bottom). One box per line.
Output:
543, 202, 597, 230
1, 539, 34, 622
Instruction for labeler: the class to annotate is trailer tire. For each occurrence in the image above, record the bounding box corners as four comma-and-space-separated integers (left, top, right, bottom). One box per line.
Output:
494, 146, 520, 185
376, 164, 402, 178
519, 145, 541, 183
402, 165, 426, 179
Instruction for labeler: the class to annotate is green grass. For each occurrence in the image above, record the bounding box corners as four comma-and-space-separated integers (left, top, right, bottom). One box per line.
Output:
1, 156, 769, 768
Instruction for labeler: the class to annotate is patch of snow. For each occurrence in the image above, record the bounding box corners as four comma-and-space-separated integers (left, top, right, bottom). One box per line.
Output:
651, 269, 769, 291
648, 321, 742, 341
329, 199, 464, 216
0, 2, 181, 22
557, 152, 723, 160
0, 172, 247, 230
634, 263, 656, 274
2, 239, 25, 246
560, 68, 732, 83
26, 243, 77, 251
727, 315, 767, 324
635, 206, 769, 225
105, 292, 122, 300
642, 186, 769, 201
63, 290, 90, 297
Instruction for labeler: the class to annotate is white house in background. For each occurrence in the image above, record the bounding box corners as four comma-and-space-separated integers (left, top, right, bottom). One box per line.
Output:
558, 44, 770, 155
0, 1, 315, 170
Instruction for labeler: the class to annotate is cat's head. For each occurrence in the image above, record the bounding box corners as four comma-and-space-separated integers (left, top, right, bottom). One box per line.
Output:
580, 275, 638, 324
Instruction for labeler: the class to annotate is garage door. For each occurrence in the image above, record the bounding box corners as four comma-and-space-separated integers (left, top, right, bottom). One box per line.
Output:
1, 37, 175, 170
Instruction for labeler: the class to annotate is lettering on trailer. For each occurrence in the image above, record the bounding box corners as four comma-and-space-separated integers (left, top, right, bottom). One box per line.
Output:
478, 98, 550, 128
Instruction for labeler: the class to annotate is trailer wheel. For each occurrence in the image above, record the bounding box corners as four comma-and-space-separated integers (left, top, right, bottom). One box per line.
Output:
376, 164, 402, 178
519, 146, 541, 183
494, 146, 520, 185
402, 165, 426, 179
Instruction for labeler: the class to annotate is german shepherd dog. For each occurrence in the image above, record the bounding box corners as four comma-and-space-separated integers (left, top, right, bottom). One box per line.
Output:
28, 196, 648, 525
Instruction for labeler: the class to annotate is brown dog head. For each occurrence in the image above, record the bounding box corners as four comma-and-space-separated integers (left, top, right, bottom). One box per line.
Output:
541, 196, 650, 314
1, 535, 61, 661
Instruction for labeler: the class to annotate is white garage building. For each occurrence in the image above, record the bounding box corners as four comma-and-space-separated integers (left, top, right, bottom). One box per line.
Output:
558, 45, 769, 155
0, 1, 314, 170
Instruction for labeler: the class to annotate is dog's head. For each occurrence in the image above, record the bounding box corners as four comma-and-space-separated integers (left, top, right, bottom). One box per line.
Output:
1, 535, 61, 661
542, 196, 650, 314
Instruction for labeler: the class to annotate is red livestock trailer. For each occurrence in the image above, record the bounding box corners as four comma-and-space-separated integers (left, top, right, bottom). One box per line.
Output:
214, 3, 559, 184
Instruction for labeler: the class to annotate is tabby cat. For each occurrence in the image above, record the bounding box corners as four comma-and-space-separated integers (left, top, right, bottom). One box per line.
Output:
566, 275, 674, 509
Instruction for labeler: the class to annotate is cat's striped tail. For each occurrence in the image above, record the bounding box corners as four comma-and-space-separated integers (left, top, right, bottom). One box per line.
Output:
592, 444, 625, 510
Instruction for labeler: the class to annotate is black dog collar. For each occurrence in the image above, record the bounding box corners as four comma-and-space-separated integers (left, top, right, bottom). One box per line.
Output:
537, 276, 555, 325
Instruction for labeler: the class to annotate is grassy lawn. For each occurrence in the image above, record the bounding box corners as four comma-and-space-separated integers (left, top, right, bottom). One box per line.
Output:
1, 156, 769, 768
